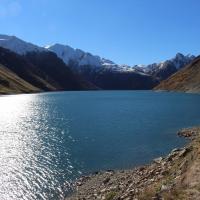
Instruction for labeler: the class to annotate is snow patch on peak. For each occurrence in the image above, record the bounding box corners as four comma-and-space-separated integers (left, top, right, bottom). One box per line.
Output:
46, 43, 116, 68
101, 58, 115, 65
0, 34, 44, 55
46, 43, 79, 64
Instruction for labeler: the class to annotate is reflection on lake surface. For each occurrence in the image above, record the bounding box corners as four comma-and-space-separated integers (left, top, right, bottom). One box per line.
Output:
0, 91, 200, 199
0, 94, 75, 199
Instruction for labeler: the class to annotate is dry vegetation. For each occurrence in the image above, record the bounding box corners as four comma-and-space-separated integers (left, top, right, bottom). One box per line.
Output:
139, 128, 200, 200
155, 57, 200, 93
0, 64, 40, 94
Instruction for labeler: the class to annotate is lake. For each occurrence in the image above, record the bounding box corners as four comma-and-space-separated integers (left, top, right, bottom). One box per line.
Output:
0, 91, 200, 199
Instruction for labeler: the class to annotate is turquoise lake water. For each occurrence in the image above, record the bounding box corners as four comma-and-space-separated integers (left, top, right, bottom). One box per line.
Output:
0, 91, 200, 199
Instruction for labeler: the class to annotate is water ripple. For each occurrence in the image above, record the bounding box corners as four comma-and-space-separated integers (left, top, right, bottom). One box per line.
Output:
0, 94, 78, 200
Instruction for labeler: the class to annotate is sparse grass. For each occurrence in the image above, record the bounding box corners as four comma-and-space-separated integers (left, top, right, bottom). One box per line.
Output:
139, 137, 200, 200
105, 191, 117, 200
0, 64, 40, 94
161, 188, 187, 200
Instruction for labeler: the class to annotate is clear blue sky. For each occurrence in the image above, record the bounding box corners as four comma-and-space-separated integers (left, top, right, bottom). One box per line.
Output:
0, 0, 200, 65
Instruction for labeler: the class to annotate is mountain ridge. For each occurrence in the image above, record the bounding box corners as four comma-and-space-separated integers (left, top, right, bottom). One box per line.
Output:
0, 46, 96, 94
0, 34, 197, 92
0, 34, 195, 75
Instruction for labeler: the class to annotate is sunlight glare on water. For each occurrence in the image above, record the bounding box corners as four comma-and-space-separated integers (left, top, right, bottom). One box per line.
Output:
0, 94, 74, 200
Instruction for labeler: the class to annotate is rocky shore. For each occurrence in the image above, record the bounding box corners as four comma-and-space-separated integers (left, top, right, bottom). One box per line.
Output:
67, 127, 200, 200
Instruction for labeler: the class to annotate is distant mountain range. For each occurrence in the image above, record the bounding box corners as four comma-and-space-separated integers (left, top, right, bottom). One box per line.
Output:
0, 34, 197, 93
46, 43, 195, 77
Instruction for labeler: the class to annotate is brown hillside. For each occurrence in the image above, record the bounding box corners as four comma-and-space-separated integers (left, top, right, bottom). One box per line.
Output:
0, 64, 40, 94
155, 56, 200, 93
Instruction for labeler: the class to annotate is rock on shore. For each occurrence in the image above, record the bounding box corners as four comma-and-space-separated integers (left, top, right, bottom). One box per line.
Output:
67, 127, 200, 200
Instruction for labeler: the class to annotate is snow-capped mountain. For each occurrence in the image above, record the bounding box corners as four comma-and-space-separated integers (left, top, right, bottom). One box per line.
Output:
46, 44, 151, 74
170, 53, 195, 69
0, 34, 196, 81
46, 43, 195, 76
146, 53, 195, 72
155, 56, 200, 92
45, 43, 116, 69
144, 53, 195, 80
0, 34, 44, 55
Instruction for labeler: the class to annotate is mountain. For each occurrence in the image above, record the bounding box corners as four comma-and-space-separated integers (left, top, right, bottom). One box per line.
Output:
45, 44, 134, 73
0, 34, 195, 76
0, 47, 95, 94
46, 43, 195, 89
77, 66, 158, 90
0, 63, 40, 94
0, 34, 44, 55
0, 34, 196, 91
155, 56, 200, 93
0, 47, 56, 91
146, 53, 195, 81
46, 44, 195, 78
45, 43, 115, 69
0, 35, 158, 90
24, 51, 97, 90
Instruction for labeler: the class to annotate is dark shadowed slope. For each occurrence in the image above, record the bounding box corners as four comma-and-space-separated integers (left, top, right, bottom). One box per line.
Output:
155, 56, 200, 93
25, 51, 97, 91
0, 47, 59, 91
0, 64, 40, 94
81, 68, 159, 90
0, 47, 96, 94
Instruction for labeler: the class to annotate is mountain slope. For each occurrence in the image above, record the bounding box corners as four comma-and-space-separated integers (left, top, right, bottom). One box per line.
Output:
45, 43, 115, 69
147, 53, 195, 81
0, 64, 40, 94
0, 47, 58, 91
155, 56, 200, 93
0, 47, 95, 94
46, 43, 195, 78
80, 68, 159, 90
24, 51, 97, 90
0, 35, 159, 90
0, 34, 44, 55
46, 43, 195, 89
0, 34, 196, 91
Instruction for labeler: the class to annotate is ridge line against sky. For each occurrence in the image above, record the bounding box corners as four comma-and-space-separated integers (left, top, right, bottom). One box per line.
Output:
0, 0, 200, 65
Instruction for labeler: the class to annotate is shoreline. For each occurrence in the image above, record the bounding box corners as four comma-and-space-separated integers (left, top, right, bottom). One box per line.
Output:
67, 127, 200, 200
1, 88, 200, 96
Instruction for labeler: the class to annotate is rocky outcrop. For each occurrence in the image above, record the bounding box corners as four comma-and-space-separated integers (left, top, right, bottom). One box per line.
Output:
67, 127, 200, 200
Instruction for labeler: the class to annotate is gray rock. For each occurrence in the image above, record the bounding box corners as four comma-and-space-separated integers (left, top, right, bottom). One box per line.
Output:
103, 177, 110, 185
161, 184, 170, 192
153, 157, 163, 164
